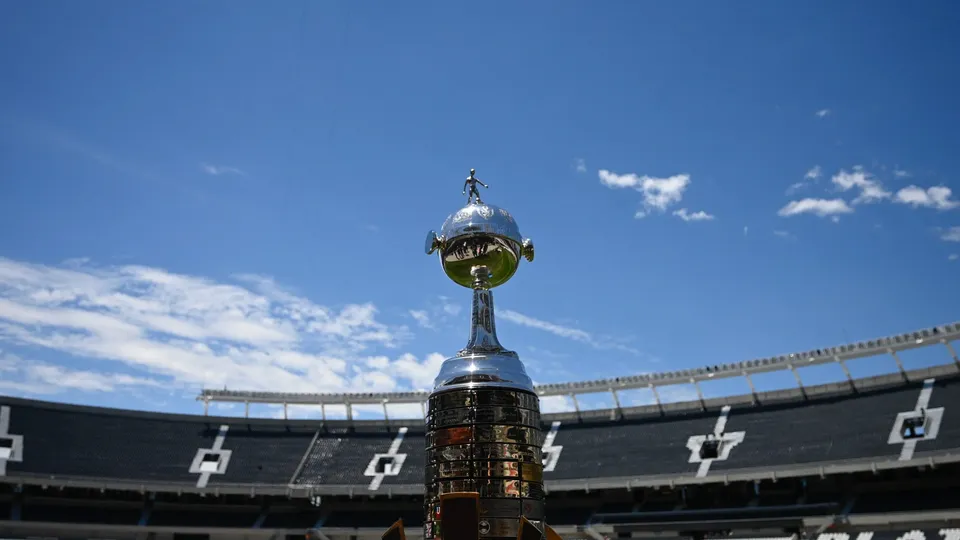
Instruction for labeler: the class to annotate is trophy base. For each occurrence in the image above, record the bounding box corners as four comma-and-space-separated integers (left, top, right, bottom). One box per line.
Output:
382, 493, 560, 540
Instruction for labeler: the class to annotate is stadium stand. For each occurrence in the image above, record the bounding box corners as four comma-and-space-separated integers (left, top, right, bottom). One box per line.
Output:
3, 372, 958, 492
1, 325, 959, 538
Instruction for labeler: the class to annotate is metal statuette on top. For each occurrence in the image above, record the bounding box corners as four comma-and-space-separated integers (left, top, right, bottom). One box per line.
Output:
463, 168, 488, 205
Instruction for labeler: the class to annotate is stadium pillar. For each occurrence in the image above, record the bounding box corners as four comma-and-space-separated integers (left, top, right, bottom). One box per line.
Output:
743, 372, 759, 404
693, 379, 706, 410
283, 402, 288, 420
944, 341, 960, 368
836, 356, 856, 390
610, 388, 622, 415
789, 364, 807, 398
890, 351, 908, 381
649, 384, 663, 414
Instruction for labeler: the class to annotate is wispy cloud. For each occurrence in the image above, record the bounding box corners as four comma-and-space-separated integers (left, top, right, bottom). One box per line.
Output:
201, 163, 245, 176
0, 257, 446, 398
575, 158, 587, 173
941, 227, 960, 243
409, 310, 432, 329
815, 109, 831, 118
499, 309, 640, 356
778, 198, 853, 218
10, 118, 165, 184
786, 183, 806, 195
786, 166, 822, 195
0, 351, 165, 395
894, 169, 911, 178
831, 167, 891, 204
773, 230, 795, 240
438, 296, 461, 316
406, 296, 462, 331
672, 208, 715, 222
949, 254, 959, 261
894, 186, 959, 210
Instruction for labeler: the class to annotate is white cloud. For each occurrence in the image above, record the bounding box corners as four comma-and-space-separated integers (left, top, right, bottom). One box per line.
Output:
831, 167, 891, 204
941, 227, 960, 242
805, 166, 822, 180
894, 169, 911, 178
815, 109, 831, 118
575, 158, 587, 173
773, 230, 794, 239
672, 208, 715, 222
201, 163, 245, 176
598, 170, 692, 217
0, 257, 446, 396
743, 226, 749, 236
539, 395, 574, 414
778, 198, 854, 218
499, 309, 640, 356
894, 185, 959, 210
949, 254, 959, 261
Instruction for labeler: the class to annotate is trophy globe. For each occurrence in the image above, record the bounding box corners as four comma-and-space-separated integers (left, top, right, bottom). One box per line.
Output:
424, 169, 536, 392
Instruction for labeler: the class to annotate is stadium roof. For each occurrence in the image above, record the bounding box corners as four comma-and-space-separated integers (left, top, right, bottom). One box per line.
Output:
196, 321, 960, 413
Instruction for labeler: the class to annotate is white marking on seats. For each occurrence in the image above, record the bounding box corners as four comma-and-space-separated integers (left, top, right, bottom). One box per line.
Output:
699, 406, 730, 477
686, 405, 745, 478
365, 427, 408, 490
888, 378, 944, 461
0, 406, 25, 476
542, 421, 563, 472
190, 425, 231, 488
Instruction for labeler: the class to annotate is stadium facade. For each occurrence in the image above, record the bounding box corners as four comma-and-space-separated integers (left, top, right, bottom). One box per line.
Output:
0, 322, 959, 540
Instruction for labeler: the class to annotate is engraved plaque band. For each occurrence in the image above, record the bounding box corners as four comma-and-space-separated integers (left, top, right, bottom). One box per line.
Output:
425, 388, 545, 534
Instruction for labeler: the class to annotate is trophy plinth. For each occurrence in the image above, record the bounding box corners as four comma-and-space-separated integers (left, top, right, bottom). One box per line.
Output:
420, 170, 547, 540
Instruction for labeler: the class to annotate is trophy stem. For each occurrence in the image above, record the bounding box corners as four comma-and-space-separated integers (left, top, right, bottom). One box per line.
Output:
458, 265, 508, 356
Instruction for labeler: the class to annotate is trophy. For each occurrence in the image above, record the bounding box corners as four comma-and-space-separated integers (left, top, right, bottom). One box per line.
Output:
413, 169, 550, 540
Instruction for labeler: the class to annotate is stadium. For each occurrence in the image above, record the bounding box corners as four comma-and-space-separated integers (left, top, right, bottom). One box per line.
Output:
0, 322, 958, 540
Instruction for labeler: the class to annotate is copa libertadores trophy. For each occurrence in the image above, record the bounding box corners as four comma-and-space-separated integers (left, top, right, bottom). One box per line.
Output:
403, 169, 553, 540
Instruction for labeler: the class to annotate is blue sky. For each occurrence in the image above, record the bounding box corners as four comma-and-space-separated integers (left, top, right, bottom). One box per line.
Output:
1, 1, 958, 418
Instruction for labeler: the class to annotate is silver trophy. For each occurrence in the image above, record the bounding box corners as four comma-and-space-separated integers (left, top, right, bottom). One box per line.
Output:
421, 170, 546, 540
